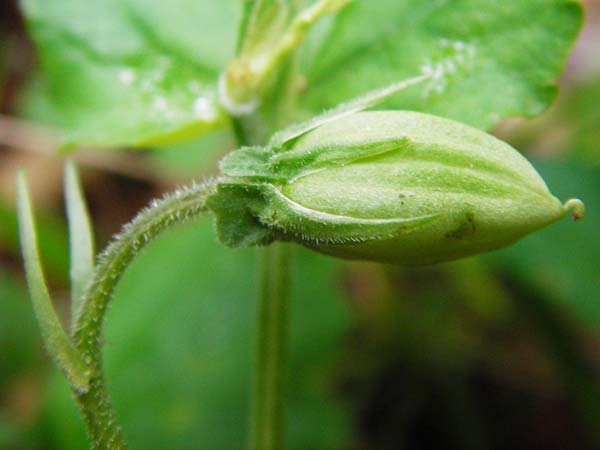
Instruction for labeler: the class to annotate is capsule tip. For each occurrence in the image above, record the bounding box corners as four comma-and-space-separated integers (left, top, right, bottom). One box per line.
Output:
564, 198, 585, 221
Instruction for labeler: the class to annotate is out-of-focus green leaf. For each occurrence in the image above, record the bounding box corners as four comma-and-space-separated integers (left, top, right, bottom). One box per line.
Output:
0, 269, 40, 389
486, 158, 600, 327
16, 173, 90, 393
43, 220, 350, 450
566, 75, 600, 165
149, 129, 234, 178
299, 0, 582, 129
15, 75, 64, 127
20, 0, 240, 149
269, 74, 428, 148
0, 411, 37, 450
0, 199, 69, 285
0, 269, 44, 450
64, 161, 95, 313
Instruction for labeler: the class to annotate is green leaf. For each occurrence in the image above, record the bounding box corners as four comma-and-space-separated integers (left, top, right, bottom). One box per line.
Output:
149, 129, 234, 178
564, 75, 600, 166
20, 0, 240, 148
16, 172, 90, 393
0, 269, 43, 450
64, 160, 95, 321
0, 197, 69, 284
0, 269, 41, 390
298, 0, 582, 129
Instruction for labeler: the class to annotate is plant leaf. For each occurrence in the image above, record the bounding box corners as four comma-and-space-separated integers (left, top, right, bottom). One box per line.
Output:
298, 0, 583, 129
64, 160, 95, 321
20, 0, 240, 149
16, 172, 90, 393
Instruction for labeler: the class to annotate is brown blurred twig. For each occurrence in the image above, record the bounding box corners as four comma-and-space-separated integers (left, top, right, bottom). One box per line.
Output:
0, 114, 163, 183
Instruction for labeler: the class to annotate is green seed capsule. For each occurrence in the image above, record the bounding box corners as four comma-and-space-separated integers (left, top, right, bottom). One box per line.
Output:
209, 111, 583, 265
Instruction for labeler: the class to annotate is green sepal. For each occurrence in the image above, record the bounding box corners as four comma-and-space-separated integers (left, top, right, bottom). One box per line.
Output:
207, 182, 276, 247
269, 137, 406, 180
262, 187, 442, 245
207, 179, 441, 249
269, 75, 428, 149
218, 146, 279, 181
220, 137, 408, 183
219, 75, 431, 183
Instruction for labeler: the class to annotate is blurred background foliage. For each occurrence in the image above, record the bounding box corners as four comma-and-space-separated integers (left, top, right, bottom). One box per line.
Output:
1, 1, 600, 449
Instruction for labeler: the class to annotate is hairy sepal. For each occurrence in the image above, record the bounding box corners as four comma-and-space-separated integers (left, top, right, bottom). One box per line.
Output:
220, 137, 408, 182
207, 182, 276, 247
207, 180, 440, 249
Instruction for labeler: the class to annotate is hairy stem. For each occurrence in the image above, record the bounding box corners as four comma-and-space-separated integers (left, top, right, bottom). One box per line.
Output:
249, 243, 292, 450
70, 181, 215, 450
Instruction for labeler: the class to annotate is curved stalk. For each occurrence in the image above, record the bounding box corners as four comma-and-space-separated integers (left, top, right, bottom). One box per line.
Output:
70, 181, 216, 450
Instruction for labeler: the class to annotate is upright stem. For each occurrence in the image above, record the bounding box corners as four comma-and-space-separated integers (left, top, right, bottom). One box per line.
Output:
249, 242, 292, 450
233, 1, 301, 444
232, 113, 294, 450
233, 112, 295, 448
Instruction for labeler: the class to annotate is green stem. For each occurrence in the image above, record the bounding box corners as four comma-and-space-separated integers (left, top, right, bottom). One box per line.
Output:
233, 114, 295, 450
233, 4, 300, 442
70, 181, 215, 450
249, 242, 292, 450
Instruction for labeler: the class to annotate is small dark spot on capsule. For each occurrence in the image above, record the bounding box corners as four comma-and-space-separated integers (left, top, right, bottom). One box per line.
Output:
445, 212, 476, 239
